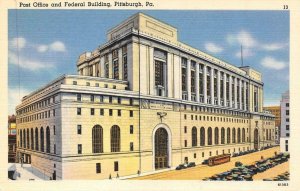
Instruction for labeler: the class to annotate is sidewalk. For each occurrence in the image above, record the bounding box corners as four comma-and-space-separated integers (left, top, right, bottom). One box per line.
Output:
8, 163, 49, 181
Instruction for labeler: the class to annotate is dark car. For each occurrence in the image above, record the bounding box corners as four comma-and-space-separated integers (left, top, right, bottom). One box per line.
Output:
187, 162, 196, 168
176, 164, 187, 170
202, 159, 209, 165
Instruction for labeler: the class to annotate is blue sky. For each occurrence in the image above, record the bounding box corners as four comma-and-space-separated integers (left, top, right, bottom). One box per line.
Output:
8, 10, 289, 114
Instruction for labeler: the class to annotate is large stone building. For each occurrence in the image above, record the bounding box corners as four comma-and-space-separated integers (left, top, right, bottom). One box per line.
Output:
280, 91, 289, 152
15, 13, 275, 180
263, 106, 280, 144
8, 115, 17, 163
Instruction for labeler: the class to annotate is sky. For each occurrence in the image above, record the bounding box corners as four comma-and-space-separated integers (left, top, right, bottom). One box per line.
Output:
8, 10, 289, 114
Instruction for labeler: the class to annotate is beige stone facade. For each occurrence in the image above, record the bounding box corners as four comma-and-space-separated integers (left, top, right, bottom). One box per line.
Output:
16, 13, 275, 180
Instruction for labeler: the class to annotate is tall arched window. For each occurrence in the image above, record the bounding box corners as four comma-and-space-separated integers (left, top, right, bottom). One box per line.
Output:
208, 127, 212, 145
92, 125, 103, 153
237, 128, 241, 143
27, 129, 30, 149
232, 128, 236, 143
35, 128, 39, 151
200, 127, 205, 146
221, 127, 225, 144
46, 126, 50, 153
227, 128, 231, 144
40, 127, 44, 152
215, 127, 219, 145
20, 130, 23, 148
192, 127, 197, 147
30, 128, 34, 150
23, 129, 26, 149
242, 128, 245, 142
111, 125, 120, 152
266, 129, 269, 140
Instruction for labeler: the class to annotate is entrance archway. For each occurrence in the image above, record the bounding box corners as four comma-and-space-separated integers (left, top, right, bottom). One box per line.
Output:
254, 129, 259, 150
154, 128, 168, 169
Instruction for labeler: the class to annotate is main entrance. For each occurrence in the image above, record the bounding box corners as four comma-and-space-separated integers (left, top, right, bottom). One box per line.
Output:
254, 129, 259, 150
154, 128, 169, 169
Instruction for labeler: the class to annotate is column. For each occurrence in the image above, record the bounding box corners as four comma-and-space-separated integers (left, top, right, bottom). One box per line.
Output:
100, 56, 105, 78
239, 79, 242, 110
223, 73, 227, 107
195, 63, 200, 102
149, 47, 154, 95
243, 81, 246, 110
108, 53, 113, 78
229, 75, 232, 107
203, 65, 207, 104
187, 59, 191, 101
234, 77, 238, 109
210, 68, 214, 104
92, 64, 96, 77
118, 47, 123, 80
217, 70, 221, 106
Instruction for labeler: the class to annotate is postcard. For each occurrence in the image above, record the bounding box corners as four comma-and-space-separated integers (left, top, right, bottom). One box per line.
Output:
1, 0, 299, 190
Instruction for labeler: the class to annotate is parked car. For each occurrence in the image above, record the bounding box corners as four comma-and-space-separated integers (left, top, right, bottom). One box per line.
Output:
187, 162, 196, 168
175, 164, 187, 170
202, 159, 209, 165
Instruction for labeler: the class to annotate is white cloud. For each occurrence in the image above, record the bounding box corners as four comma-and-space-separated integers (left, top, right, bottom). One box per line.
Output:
9, 51, 55, 71
37, 45, 49, 52
261, 56, 287, 70
204, 42, 223, 53
8, 87, 31, 114
36, 41, 66, 53
49, 41, 66, 52
235, 48, 254, 58
227, 30, 257, 48
9, 37, 26, 50
261, 43, 287, 51
227, 30, 287, 54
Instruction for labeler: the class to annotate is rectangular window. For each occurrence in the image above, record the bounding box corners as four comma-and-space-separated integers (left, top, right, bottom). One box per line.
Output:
77, 125, 82, 134
73, 81, 77, 85
53, 109, 55, 117
90, 95, 94, 102
182, 67, 187, 91
184, 126, 187, 133
96, 163, 101, 173
286, 103, 289, 107
202, 152, 204, 157
109, 96, 112, 103
130, 142, 134, 151
191, 70, 195, 93
123, 54, 128, 81
286, 118, 289, 122
54, 144, 56, 154
86, 82, 90, 86
118, 110, 121, 116
77, 94, 81, 101
77, 108, 81, 115
285, 140, 288, 144
78, 144, 82, 154
91, 108, 95, 115
130, 110, 133, 117
184, 140, 187, 147
129, 98, 133, 106
286, 110, 289, 116
100, 96, 103, 102
118, 97, 121, 104
194, 153, 196, 158
95, 83, 99, 87
130, 125, 134, 134
53, 126, 56, 135
105, 54, 109, 78
100, 109, 104, 116
155, 60, 164, 86
114, 161, 119, 172
109, 109, 113, 116
286, 125, 289, 130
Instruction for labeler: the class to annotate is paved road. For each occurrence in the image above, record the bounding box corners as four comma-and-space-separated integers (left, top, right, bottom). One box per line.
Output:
132, 146, 285, 180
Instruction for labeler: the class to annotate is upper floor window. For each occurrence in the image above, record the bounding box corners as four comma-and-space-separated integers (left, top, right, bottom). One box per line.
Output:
111, 125, 120, 152
155, 60, 164, 86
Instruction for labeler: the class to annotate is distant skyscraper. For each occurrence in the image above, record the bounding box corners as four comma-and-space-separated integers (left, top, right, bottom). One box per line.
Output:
280, 91, 289, 152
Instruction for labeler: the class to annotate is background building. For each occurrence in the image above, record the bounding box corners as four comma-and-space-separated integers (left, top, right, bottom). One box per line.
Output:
263, 106, 280, 144
8, 115, 17, 163
16, 13, 276, 180
280, 91, 289, 152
